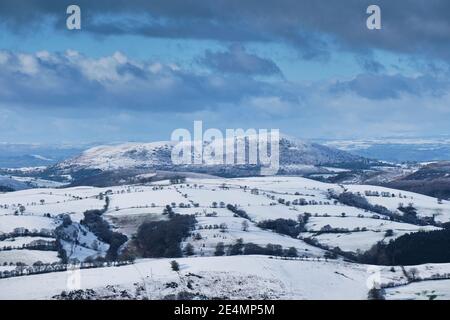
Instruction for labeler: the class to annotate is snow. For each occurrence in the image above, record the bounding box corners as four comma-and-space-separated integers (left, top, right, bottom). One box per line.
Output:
183, 188, 274, 207
58, 141, 177, 171
0, 250, 59, 265
385, 280, 450, 300
105, 207, 161, 217
107, 187, 187, 210
306, 216, 439, 233
1, 176, 450, 299
311, 231, 389, 252
322, 167, 351, 173
343, 184, 450, 223
0, 175, 28, 190
1, 176, 447, 261
0, 215, 58, 234
0, 189, 71, 207
4, 255, 450, 300
11, 176, 68, 188
57, 137, 361, 172
245, 205, 303, 222
305, 217, 439, 253
61, 240, 104, 262
0, 266, 16, 272
59, 223, 109, 262
0, 236, 53, 248
25, 199, 104, 221
0, 256, 375, 300
183, 212, 324, 258
296, 205, 373, 217
220, 176, 338, 193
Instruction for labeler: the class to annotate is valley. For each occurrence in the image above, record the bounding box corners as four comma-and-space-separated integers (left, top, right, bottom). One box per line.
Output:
1, 175, 450, 299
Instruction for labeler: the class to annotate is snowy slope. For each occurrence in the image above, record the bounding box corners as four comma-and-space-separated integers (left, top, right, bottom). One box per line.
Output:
0, 176, 450, 300
0, 250, 59, 265
0, 256, 379, 300
0, 175, 29, 191
0, 215, 58, 234
3, 255, 450, 300
343, 184, 450, 223
55, 137, 365, 173
385, 279, 450, 300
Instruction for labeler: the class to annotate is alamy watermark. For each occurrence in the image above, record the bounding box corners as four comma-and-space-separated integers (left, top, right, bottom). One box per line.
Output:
66, 5, 81, 30
66, 263, 82, 291
366, 5, 382, 30
366, 266, 382, 290
170, 121, 280, 176
65, 5, 381, 31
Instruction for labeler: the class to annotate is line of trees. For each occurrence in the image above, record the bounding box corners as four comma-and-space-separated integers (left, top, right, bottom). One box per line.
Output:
335, 192, 434, 226
226, 204, 250, 220
358, 229, 450, 265
0, 240, 57, 252
0, 260, 134, 279
0, 229, 54, 241
257, 216, 309, 238
214, 238, 299, 258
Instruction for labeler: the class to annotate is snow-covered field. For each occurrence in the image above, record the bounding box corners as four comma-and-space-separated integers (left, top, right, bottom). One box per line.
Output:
0, 215, 58, 234
385, 279, 450, 300
0, 249, 59, 265
242, 205, 303, 222
306, 216, 437, 233
305, 216, 439, 252
0, 256, 382, 300
344, 184, 450, 223
0, 236, 53, 248
2, 255, 450, 300
1, 176, 450, 300
182, 187, 274, 207
184, 211, 324, 257
11, 176, 68, 188
294, 204, 374, 218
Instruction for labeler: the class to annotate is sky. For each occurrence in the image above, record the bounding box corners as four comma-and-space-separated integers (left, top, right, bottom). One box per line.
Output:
0, 0, 450, 144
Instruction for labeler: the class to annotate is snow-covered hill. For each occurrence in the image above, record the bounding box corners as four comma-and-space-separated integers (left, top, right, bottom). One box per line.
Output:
0, 143, 87, 168
1, 176, 450, 300
2, 255, 450, 300
0, 175, 29, 191
0, 256, 377, 299
56, 137, 366, 171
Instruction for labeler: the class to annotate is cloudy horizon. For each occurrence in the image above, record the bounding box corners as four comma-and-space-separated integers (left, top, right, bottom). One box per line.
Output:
1, 0, 450, 144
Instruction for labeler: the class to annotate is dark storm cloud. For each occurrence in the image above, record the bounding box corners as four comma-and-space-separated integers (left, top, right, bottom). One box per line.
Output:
198, 44, 282, 76
2, 49, 448, 120
1, 50, 450, 142
331, 73, 450, 100
2, 1, 450, 60
0, 50, 294, 113
356, 57, 386, 73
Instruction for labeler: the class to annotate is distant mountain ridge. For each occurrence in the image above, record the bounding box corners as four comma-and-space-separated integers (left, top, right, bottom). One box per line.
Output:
0, 143, 90, 168
57, 137, 366, 170
0, 175, 29, 191
49, 136, 370, 185
385, 161, 450, 199
0, 137, 380, 189
322, 137, 450, 162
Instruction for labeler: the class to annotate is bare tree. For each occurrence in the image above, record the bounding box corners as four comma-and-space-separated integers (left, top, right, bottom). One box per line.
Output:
409, 268, 419, 280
